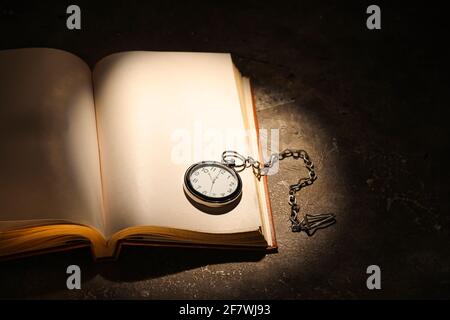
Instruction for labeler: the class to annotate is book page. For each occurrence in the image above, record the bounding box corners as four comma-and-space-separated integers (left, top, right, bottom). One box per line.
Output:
93, 52, 263, 238
0, 48, 104, 233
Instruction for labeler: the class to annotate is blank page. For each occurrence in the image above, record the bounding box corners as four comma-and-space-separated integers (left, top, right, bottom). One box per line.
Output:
93, 52, 262, 237
0, 48, 104, 232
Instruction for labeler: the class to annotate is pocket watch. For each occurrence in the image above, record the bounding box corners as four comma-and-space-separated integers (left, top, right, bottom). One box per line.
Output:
183, 160, 242, 208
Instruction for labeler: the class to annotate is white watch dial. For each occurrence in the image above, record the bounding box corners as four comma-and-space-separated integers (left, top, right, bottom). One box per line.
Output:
190, 165, 238, 198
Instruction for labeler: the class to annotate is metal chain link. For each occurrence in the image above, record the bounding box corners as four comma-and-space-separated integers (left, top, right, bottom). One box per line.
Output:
222, 149, 336, 235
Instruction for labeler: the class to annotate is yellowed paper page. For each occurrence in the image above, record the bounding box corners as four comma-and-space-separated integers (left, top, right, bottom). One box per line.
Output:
0, 48, 104, 232
93, 52, 262, 237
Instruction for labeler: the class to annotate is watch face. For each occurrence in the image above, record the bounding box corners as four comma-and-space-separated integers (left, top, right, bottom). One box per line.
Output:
184, 161, 242, 207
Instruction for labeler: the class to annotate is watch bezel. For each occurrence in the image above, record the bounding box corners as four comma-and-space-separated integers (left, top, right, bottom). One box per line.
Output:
183, 161, 242, 207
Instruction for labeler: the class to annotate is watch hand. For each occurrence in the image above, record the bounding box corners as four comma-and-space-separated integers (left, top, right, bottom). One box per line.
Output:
212, 172, 221, 183
210, 172, 221, 192
207, 172, 213, 181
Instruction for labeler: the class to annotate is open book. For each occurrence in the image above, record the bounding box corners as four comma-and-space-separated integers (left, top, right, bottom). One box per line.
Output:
0, 48, 276, 260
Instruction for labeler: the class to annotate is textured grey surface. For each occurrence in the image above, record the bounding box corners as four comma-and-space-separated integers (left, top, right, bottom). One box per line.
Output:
0, 1, 448, 299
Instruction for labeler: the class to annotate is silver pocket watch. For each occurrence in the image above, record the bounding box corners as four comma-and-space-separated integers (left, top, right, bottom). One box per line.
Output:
183, 160, 242, 208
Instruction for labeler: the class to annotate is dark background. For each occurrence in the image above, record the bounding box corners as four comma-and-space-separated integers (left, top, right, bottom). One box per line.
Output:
0, 0, 449, 299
